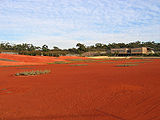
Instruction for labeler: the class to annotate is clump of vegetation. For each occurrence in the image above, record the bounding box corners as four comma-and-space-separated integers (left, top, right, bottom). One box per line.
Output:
66, 59, 83, 61
125, 61, 145, 63
115, 64, 138, 67
143, 61, 153, 62
126, 61, 153, 64
48, 61, 70, 64
0, 88, 7, 91
70, 64, 88, 66
15, 70, 51, 76
99, 61, 115, 63
130, 58, 151, 59
0, 65, 22, 67
17, 67, 35, 69
84, 59, 102, 62
0, 58, 17, 62
0, 88, 12, 94
66, 59, 101, 63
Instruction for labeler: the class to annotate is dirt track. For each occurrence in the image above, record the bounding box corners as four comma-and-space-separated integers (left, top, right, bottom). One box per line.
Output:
0, 54, 160, 120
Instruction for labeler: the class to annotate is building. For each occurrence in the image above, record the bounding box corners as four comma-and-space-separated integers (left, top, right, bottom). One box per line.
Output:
111, 47, 154, 56
111, 48, 130, 55
131, 47, 147, 55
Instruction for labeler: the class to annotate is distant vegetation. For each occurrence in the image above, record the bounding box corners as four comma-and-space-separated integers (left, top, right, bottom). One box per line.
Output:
0, 41, 160, 56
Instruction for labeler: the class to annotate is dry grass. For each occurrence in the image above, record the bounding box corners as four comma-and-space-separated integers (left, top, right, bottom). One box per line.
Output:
15, 70, 51, 76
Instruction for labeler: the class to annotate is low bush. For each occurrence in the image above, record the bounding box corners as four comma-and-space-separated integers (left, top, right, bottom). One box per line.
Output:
15, 70, 51, 76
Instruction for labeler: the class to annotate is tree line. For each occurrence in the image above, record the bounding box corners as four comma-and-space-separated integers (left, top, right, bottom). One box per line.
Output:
0, 41, 160, 56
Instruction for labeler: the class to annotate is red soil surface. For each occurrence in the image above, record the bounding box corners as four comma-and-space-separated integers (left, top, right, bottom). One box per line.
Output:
0, 55, 160, 120
0, 54, 88, 66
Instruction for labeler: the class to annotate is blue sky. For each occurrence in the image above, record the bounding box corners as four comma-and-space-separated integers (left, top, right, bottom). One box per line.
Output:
0, 0, 160, 48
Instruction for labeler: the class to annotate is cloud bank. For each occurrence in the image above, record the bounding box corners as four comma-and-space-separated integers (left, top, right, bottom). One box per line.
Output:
0, 0, 160, 48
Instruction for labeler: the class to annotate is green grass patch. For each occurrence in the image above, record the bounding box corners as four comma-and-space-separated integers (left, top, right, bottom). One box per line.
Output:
125, 61, 145, 63
66, 59, 102, 63
130, 57, 160, 59
142, 61, 153, 62
70, 64, 88, 66
0, 88, 7, 91
0, 65, 36, 67
110, 59, 125, 61
115, 64, 138, 67
0, 58, 17, 62
66, 59, 83, 61
0, 65, 22, 67
15, 70, 51, 76
48, 61, 70, 64
125, 61, 152, 64
0, 88, 12, 94
17, 67, 35, 69
99, 61, 115, 63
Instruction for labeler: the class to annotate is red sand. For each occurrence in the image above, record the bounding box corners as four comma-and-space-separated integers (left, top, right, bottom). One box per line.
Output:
0, 54, 160, 120
0, 54, 89, 66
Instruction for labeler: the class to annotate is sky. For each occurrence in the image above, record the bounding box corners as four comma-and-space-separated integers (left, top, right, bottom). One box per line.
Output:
0, 0, 160, 48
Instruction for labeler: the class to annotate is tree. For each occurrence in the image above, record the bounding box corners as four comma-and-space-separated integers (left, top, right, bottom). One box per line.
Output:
76, 43, 87, 52
42, 45, 49, 52
53, 46, 60, 51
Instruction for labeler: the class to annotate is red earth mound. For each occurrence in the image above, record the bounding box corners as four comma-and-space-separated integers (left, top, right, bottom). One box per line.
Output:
0, 56, 160, 120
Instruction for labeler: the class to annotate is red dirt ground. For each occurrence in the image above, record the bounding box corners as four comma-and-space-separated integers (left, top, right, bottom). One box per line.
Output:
0, 54, 160, 120
0, 54, 89, 66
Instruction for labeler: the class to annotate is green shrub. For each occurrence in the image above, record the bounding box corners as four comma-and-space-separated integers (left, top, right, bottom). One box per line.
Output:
15, 70, 51, 76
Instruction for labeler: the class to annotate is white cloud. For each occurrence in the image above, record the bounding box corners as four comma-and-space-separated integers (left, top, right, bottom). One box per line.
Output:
0, 0, 160, 48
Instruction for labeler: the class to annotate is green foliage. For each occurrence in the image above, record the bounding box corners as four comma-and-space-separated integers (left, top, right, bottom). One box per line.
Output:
0, 41, 160, 56
53, 46, 60, 51
15, 70, 51, 76
76, 43, 87, 53
42, 45, 49, 52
